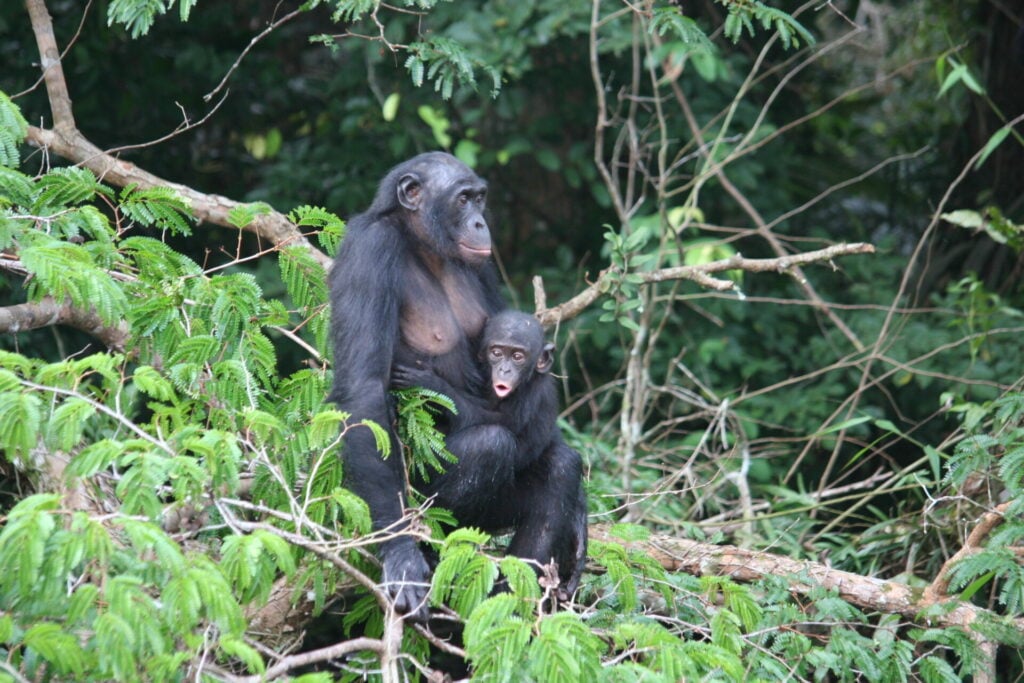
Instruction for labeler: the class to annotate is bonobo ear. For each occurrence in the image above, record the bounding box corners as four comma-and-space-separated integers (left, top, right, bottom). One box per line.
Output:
397, 174, 423, 211
536, 342, 555, 374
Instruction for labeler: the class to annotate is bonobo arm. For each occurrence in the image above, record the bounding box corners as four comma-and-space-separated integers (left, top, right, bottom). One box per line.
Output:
329, 217, 431, 620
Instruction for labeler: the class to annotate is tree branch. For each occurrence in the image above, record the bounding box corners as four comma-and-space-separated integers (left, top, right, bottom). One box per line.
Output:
534, 242, 875, 327
25, 0, 75, 131
923, 502, 1011, 603
591, 523, 1019, 676
22, 0, 331, 269
0, 296, 128, 350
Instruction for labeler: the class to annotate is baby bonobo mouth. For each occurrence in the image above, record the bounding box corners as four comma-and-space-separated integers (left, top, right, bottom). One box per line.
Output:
494, 382, 512, 398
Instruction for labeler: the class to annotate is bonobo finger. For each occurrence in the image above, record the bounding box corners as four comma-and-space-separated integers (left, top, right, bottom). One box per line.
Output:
382, 552, 432, 623
391, 583, 430, 623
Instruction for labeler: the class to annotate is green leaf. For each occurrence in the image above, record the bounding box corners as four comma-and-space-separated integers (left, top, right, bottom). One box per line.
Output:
0, 91, 29, 167
0, 391, 42, 458
974, 125, 1012, 170
227, 201, 272, 229
119, 184, 193, 235
47, 397, 96, 451
220, 636, 265, 674
382, 92, 401, 121
35, 167, 107, 208
107, 0, 168, 38
648, 8, 713, 53
24, 622, 88, 675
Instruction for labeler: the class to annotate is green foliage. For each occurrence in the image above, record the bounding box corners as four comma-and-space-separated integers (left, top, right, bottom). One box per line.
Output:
0, 139, 371, 678
649, 7, 714, 53
717, 0, 815, 48
405, 37, 502, 100
0, 92, 28, 168
0, 495, 248, 679
394, 386, 458, 482
941, 391, 1024, 616
942, 206, 1024, 253
431, 527, 499, 616
2, 0, 1022, 677
289, 204, 346, 256
107, 0, 196, 39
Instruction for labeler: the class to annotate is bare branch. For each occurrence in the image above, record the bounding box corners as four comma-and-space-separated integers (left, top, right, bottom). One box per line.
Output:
0, 296, 128, 350
223, 637, 386, 683
535, 242, 875, 327
590, 523, 1023, 636
25, 0, 75, 131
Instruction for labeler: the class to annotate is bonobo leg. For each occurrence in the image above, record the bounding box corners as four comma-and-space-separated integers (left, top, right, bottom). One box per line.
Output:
506, 441, 587, 599
419, 423, 519, 526
342, 420, 432, 621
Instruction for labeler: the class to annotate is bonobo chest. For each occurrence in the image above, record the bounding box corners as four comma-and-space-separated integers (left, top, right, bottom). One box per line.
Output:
400, 261, 487, 356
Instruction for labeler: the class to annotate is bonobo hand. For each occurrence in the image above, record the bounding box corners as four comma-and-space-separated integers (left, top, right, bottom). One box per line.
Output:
391, 362, 435, 391
381, 541, 432, 622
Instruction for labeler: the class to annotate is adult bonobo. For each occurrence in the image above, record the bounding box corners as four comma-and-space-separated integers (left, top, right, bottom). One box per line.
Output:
394, 310, 587, 600
328, 152, 585, 619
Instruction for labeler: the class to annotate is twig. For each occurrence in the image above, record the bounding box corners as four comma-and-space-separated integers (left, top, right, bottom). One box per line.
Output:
224, 637, 386, 683
204, 7, 305, 103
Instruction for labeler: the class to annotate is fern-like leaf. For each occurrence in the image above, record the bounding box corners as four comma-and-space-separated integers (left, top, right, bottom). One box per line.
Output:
0, 91, 29, 168
119, 184, 193, 235
405, 38, 501, 99
0, 391, 42, 460
649, 8, 713, 53
394, 386, 457, 481
227, 201, 272, 229
463, 594, 531, 679
107, 0, 169, 39
290, 205, 346, 255
34, 167, 109, 209
279, 245, 328, 311
20, 235, 130, 323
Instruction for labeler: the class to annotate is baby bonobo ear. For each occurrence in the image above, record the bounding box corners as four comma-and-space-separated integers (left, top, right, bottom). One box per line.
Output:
536, 342, 555, 374
397, 173, 422, 211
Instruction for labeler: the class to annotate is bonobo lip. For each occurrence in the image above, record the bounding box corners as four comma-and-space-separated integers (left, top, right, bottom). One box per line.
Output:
459, 243, 492, 259
493, 383, 512, 399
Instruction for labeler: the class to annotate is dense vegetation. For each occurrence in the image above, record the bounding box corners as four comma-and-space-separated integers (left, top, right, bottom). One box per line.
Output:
0, 0, 1022, 680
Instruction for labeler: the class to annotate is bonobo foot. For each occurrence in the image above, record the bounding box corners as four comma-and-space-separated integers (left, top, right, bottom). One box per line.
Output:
381, 544, 432, 623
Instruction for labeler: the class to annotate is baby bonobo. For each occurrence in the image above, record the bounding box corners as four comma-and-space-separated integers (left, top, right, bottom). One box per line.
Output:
393, 310, 586, 598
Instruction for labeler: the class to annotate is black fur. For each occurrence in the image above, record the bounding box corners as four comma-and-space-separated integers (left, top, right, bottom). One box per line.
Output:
394, 310, 587, 600
330, 153, 585, 619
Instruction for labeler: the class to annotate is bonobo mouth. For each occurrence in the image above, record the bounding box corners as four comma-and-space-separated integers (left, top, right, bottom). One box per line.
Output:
459, 243, 491, 259
493, 382, 512, 399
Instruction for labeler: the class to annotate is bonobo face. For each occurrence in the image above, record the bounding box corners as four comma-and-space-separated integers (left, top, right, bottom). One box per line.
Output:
396, 153, 491, 265
487, 342, 532, 398
482, 311, 553, 399
442, 176, 489, 264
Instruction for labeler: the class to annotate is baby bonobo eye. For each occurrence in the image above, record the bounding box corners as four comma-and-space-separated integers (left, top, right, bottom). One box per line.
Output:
512, 351, 526, 363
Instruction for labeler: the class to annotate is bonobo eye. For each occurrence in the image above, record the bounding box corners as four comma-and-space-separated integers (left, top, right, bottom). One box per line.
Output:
489, 347, 502, 358
457, 193, 470, 207
511, 351, 526, 363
